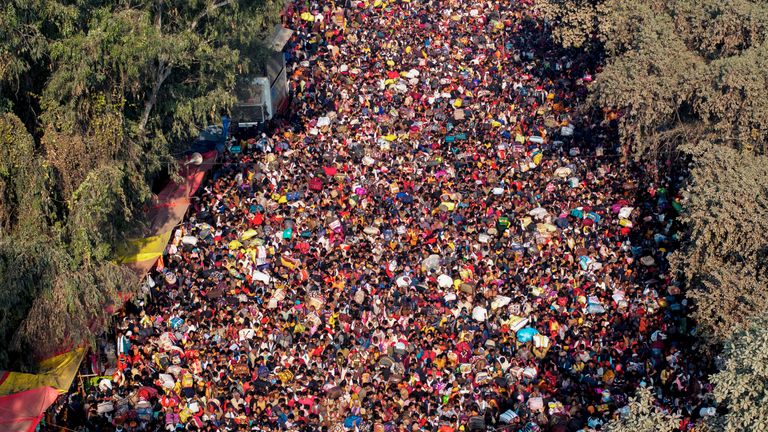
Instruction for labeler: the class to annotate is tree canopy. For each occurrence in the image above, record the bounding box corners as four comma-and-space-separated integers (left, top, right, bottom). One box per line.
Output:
710, 314, 768, 431
604, 386, 681, 432
0, 0, 281, 368
537, 0, 768, 158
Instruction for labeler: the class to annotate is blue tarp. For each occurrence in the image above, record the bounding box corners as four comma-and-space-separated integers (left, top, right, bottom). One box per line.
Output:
516, 327, 538, 343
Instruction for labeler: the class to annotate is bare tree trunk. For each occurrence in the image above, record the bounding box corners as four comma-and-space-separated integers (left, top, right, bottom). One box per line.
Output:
138, 62, 171, 133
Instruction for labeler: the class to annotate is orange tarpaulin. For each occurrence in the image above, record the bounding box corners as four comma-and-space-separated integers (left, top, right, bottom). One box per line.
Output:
0, 387, 60, 432
121, 150, 217, 276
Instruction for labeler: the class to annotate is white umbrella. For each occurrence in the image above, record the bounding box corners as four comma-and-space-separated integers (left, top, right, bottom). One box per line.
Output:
159, 374, 175, 389
472, 306, 488, 322
252, 271, 271, 284
363, 226, 380, 235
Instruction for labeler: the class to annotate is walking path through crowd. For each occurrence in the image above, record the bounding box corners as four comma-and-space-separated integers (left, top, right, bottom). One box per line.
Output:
53, 1, 716, 431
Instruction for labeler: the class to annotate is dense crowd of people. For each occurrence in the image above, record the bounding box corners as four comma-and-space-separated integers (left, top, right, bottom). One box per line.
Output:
48, 0, 716, 431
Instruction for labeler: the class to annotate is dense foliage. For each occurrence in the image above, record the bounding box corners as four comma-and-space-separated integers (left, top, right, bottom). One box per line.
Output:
0, 0, 280, 368
604, 387, 681, 432
710, 315, 768, 431
538, 0, 768, 158
538, 0, 768, 429
671, 145, 768, 342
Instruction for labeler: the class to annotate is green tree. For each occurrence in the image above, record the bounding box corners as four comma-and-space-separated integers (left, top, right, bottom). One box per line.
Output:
0, 113, 52, 237
0, 0, 282, 368
537, 0, 768, 157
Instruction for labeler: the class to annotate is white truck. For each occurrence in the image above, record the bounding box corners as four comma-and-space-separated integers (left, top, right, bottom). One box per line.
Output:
232, 26, 293, 127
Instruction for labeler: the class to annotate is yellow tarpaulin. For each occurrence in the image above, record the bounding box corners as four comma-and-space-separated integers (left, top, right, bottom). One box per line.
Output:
114, 231, 174, 264
0, 348, 86, 396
